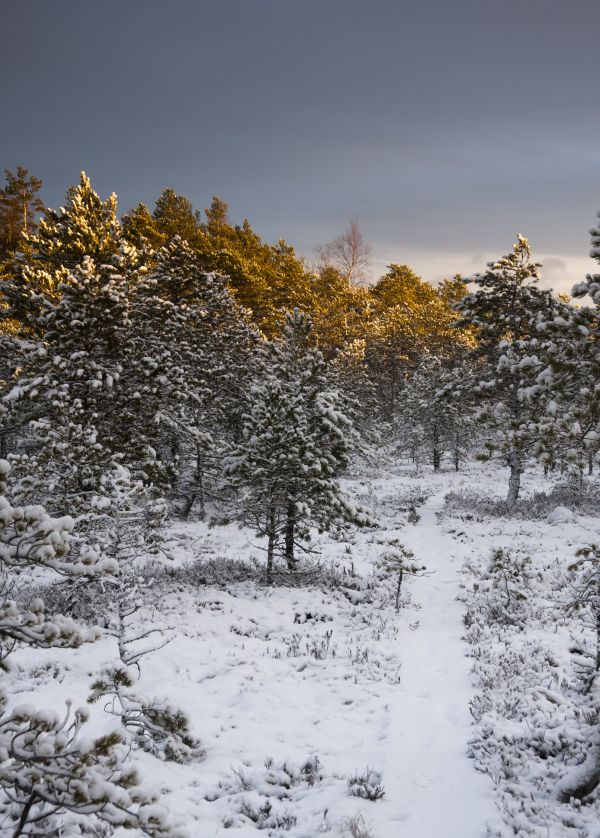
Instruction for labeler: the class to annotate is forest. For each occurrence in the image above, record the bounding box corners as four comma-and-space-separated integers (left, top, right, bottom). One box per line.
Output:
1, 167, 600, 837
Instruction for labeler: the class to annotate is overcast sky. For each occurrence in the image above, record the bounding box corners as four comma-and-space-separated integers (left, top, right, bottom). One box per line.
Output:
1, 0, 599, 291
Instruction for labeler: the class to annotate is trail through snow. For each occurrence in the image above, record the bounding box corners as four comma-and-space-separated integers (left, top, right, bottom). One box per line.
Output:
369, 489, 494, 837
8, 473, 502, 837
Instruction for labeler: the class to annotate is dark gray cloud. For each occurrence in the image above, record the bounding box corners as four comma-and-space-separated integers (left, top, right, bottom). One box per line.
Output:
1, 0, 598, 288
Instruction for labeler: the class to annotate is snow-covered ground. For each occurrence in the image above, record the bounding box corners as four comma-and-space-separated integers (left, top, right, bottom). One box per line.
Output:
8, 460, 600, 836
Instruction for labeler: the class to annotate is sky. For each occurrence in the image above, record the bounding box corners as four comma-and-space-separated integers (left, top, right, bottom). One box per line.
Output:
1, 0, 599, 292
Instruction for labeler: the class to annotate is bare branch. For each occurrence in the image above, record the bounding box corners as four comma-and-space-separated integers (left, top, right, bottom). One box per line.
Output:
315, 218, 372, 285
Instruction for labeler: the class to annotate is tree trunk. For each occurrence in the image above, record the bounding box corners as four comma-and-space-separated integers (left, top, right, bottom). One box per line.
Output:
390, 355, 396, 418
454, 432, 460, 472
506, 450, 521, 507
181, 446, 205, 520
595, 570, 600, 673
117, 585, 128, 666
284, 499, 296, 570
266, 507, 276, 585
13, 792, 38, 838
395, 567, 404, 612
432, 423, 441, 472
589, 451, 594, 477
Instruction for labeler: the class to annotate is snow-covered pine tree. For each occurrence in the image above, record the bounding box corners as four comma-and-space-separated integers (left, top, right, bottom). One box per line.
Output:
558, 544, 600, 801
85, 466, 202, 765
1, 172, 121, 337
0, 174, 133, 484
523, 212, 600, 484
330, 338, 380, 446
378, 543, 427, 612
396, 354, 474, 471
0, 459, 178, 837
0, 334, 20, 460
136, 236, 258, 518
224, 310, 367, 582
453, 236, 568, 505
4, 242, 183, 514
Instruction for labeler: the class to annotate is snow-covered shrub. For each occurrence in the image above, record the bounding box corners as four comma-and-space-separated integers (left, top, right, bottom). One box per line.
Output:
378, 540, 427, 612
444, 482, 600, 521
0, 459, 179, 836
210, 755, 325, 802
19, 576, 115, 626
463, 548, 534, 630
89, 664, 203, 764
0, 592, 101, 671
347, 768, 385, 801
165, 555, 264, 588
0, 696, 178, 837
232, 795, 297, 831
460, 531, 600, 836
0, 460, 116, 578
564, 545, 600, 678
341, 812, 374, 838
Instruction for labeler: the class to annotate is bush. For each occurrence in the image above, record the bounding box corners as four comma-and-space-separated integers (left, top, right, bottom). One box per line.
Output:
444, 481, 600, 521
347, 768, 385, 801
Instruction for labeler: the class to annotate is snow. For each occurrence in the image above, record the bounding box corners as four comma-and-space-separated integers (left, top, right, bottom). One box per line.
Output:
368, 491, 493, 837
6, 458, 600, 835
547, 505, 575, 524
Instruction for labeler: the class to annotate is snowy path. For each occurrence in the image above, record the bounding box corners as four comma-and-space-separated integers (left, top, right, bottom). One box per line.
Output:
370, 490, 494, 838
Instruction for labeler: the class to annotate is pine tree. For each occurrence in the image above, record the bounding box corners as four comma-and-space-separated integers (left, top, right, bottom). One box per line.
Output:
365, 264, 468, 417
153, 188, 201, 243
330, 338, 379, 443
310, 266, 371, 355
0, 169, 45, 337
1, 172, 121, 336
223, 310, 367, 582
82, 466, 202, 765
528, 210, 600, 483
135, 236, 258, 517
122, 201, 165, 250
0, 168, 44, 261
195, 198, 315, 336
453, 235, 567, 505
4, 246, 179, 514
396, 355, 473, 471
0, 459, 178, 837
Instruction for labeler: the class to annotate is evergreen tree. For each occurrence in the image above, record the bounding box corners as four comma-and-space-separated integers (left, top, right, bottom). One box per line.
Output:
330, 338, 379, 442
365, 264, 468, 417
153, 188, 202, 243
0, 168, 44, 261
528, 210, 600, 482
127, 189, 316, 337
1, 172, 121, 335
0, 459, 177, 837
436, 274, 467, 309
397, 355, 473, 471
223, 310, 366, 582
453, 235, 567, 504
136, 236, 258, 517
204, 195, 229, 233
4, 247, 178, 514
121, 201, 165, 250
0, 169, 45, 336
310, 265, 371, 355
197, 211, 315, 337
